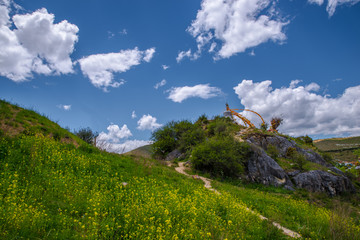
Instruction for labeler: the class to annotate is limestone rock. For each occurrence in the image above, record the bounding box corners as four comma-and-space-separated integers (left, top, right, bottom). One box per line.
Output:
247, 144, 293, 188
293, 170, 355, 196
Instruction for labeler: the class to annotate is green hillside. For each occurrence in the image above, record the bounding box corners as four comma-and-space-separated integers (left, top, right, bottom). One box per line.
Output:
314, 136, 360, 162
1, 100, 360, 239
0, 99, 82, 146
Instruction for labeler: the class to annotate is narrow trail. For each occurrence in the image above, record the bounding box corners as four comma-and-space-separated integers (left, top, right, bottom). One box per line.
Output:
173, 162, 301, 239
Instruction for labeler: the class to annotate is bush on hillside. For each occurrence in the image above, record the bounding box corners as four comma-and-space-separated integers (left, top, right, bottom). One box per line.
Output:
178, 127, 206, 153
151, 121, 178, 158
296, 135, 314, 146
207, 116, 240, 137
191, 136, 250, 178
74, 127, 98, 145
151, 116, 243, 160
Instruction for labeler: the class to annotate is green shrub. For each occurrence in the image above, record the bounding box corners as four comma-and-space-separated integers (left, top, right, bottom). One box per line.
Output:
296, 135, 314, 146
207, 116, 239, 137
195, 114, 209, 126
74, 127, 97, 145
286, 147, 297, 158
151, 121, 177, 158
267, 144, 279, 160
320, 152, 334, 164
178, 127, 205, 153
191, 137, 250, 178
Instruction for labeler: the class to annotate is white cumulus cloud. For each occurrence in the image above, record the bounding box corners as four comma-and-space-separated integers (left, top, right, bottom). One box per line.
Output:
176, 49, 199, 63
233, 79, 360, 137
57, 104, 71, 110
143, 47, 156, 62
137, 114, 162, 131
162, 64, 169, 70
167, 84, 222, 103
131, 110, 137, 119
97, 124, 132, 143
78, 47, 155, 91
154, 79, 167, 89
96, 123, 151, 153
308, 0, 360, 16
0, 5, 79, 82
98, 140, 151, 154
182, 0, 287, 60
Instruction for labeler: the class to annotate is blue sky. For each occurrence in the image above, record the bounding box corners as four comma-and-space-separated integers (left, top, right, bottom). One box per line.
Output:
1, 0, 359, 152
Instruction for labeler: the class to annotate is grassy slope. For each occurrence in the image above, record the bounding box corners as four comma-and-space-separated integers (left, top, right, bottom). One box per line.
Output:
314, 136, 360, 162
1, 100, 360, 239
124, 144, 153, 159
0, 99, 82, 145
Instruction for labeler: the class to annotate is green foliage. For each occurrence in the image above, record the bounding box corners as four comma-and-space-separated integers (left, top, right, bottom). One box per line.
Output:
207, 116, 240, 137
354, 149, 360, 157
195, 114, 209, 126
74, 127, 98, 145
151, 116, 242, 161
267, 144, 279, 160
285, 147, 307, 171
191, 136, 250, 178
178, 127, 205, 153
285, 147, 297, 158
260, 122, 268, 131
320, 151, 334, 164
151, 121, 177, 158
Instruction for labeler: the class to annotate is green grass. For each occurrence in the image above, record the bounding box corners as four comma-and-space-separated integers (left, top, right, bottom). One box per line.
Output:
0, 99, 81, 145
0, 134, 287, 239
212, 181, 360, 239
313, 136, 360, 162
314, 137, 360, 152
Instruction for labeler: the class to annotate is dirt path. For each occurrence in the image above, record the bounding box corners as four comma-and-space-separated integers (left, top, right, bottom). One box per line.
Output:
173, 162, 301, 239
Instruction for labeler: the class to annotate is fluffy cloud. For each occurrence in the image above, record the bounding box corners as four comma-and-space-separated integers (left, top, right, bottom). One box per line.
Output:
137, 114, 162, 131
78, 47, 155, 91
131, 110, 137, 119
97, 140, 151, 154
0, 5, 78, 81
308, 0, 360, 16
57, 104, 71, 110
167, 84, 222, 103
96, 123, 151, 153
97, 124, 132, 143
233, 79, 360, 136
176, 49, 199, 63
143, 47, 156, 62
154, 79, 166, 89
182, 0, 287, 60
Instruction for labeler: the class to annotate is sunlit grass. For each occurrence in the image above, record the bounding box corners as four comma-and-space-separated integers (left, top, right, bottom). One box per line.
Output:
0, 134, 285, 239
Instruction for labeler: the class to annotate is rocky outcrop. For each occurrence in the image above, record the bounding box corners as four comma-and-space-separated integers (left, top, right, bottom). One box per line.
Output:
292, 170, 356, 196
247, 144, 294, 189
165, 149, 183, 161
245, 134, 356, 196
247, 135, 328, 166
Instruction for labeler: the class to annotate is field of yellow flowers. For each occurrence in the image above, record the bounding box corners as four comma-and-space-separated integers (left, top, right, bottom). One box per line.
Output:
1, 133, 359, 239
0, 134, 285, 239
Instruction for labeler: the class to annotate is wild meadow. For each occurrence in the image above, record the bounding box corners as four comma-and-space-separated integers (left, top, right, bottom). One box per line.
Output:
0, 134, 285, 239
